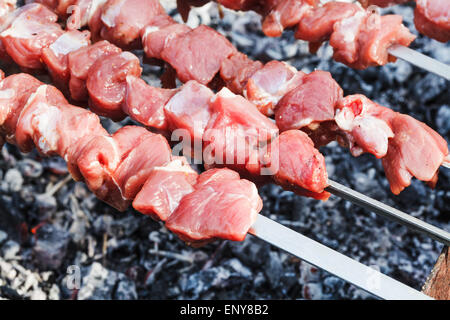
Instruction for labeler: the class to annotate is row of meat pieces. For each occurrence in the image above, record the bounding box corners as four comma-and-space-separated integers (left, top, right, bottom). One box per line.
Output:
28, 0, 417, 72
181, 0, 449, 43
0, 70, 263, 243
0, 3, 448, 198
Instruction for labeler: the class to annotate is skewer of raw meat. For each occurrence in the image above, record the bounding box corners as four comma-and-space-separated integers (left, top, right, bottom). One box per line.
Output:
30, 0, 417, 70
0, 3, 448, 197
179, 0, 450, 43
0, 69, 264, 243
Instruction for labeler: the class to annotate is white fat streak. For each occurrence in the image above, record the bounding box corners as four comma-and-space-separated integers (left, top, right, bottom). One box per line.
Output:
101, 0, 125, 28
143, 25, 160, 40
339, 11, 366, 43
0, 10, 50, 39
153, 158, 196, 175
49, 32, 89, 56
36, 103, 60, 154
88, 0, 108, 22
0, 88, 14, 99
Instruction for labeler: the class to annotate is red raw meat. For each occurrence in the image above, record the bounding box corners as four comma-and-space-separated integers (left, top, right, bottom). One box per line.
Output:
67, 40, 121, 101
161, 25, 236, 84
123, 75, 176, 131
99, 0, 165, 48
382, 114, 449, 194
245, 61, 305, 116
414, 0, 450, 43
133, 157, 198, 221
0, 3, 64, 69
87, 51, 142, 120
41, 30, 91, 91
220, 52, 263, 94
164, 80, 215, 143
275, 71, 343, 131
141, 16, 191, 60
166, 168, 261, 243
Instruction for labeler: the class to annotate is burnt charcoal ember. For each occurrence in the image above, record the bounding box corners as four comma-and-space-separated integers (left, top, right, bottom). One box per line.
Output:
76, 262, 136, 300
3, 169, 23, 193
33, 224, 70, 270
17, 159, 43, 179
0, 230, 7, 246
436, 105, 450, 136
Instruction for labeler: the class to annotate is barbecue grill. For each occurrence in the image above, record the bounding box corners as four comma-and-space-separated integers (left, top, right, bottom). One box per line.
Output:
0, 0, 448, 300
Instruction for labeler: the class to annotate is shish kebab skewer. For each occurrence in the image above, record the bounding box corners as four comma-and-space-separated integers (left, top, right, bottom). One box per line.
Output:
0, 70, 433, 300
31, 0, 450, 79
174, 0, 450, 79
0, 3, 449, 245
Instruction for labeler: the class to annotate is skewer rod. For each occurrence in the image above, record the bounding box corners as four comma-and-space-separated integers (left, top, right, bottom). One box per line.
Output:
326, 180, 450, 246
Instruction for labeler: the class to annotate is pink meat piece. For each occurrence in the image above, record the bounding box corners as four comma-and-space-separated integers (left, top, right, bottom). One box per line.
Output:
382, 114, 449, 195
295, 2, 361, 52
262, 0, 318, 37
123, 75, 176, 131
133, 157, 198, 221
161, 25, 237, 84
166, 168, 262, 243
0, 3, 64, 70
87, 51, 142, 121
41, 30, 91, 92
164, 80, 214, 143
219, 52, 263, 94
0, 0, 16, 27
245, 60, 305, 116
332, 13, 416, 69
141, 16, 191, 60
99, 0, 166, 48
414, 0, 450, 43
67, 40, 121, 101
0, 73, 42, 142
258, 130, 330, 199
275, 70, 343, 132
65, 0, 108, 41
203, 88, 279, 172
112, 129, 172, 200
335, 95, 395, 158
330, 10, 367, 65
217, 0, 260, 11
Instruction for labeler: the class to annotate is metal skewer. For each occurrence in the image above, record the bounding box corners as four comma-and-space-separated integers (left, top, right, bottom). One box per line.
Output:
250, 214, 432, 300
326, 179, 450, 246
388, 45, 450, 81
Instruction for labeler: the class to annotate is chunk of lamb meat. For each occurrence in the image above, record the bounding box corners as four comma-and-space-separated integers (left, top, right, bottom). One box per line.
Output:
166, 168, 262, 244
259, 130, 330, 200
295, 2, 361, 53
414, 0, 450, 43
0, 3, 64, 70
161, 25, 236, 84
99, 0, 165, 48
67, 40, 121, 101
245, 61, 305, 116
335, 95, 395, 158
331, 13, 415, 69
41, 30, 91, 92
133, 157, 198, 221
383, 114, 449, 195
123, 75, 176, 131
87, 51, 142, 121
261, 0, 318, 37
141, 16, 191, 60
203, 87, 279, 174
65, 0, 109, 40
358, 0, 410, 7
275, 71, 343, 132
164, 80, 215, 147
112, 128, 172, 199
220, 52, 263, 94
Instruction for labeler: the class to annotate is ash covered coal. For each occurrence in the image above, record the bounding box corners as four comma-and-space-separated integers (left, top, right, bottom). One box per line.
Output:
0, 1, 449, 300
